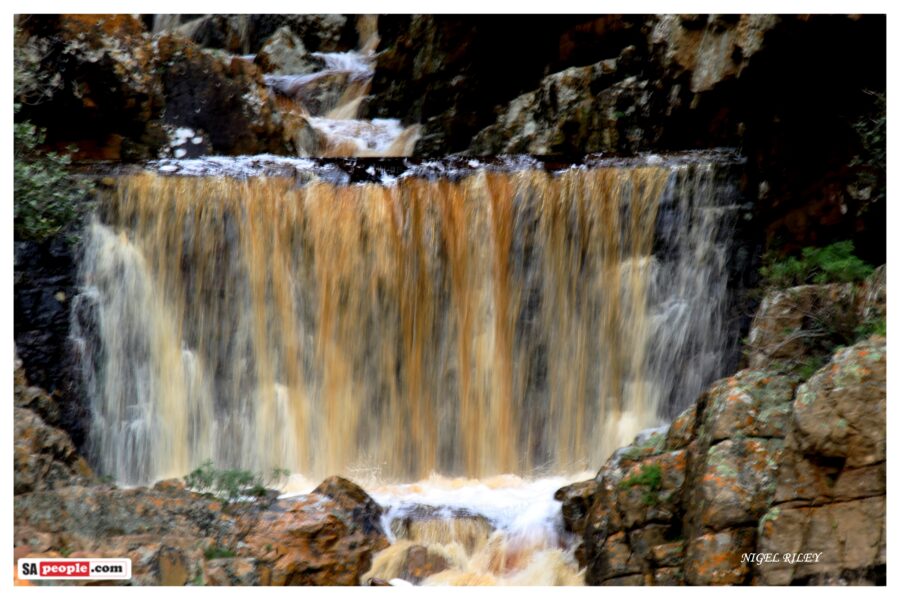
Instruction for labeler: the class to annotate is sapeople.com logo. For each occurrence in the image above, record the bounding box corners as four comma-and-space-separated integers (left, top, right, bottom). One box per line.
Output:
18, 558, 132, 580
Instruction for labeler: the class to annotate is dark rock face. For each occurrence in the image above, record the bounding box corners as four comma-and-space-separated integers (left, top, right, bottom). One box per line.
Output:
155, 33, 292, 156
558, 280, 886, 585
366, 15, 648, 155
152, 14, 356, 55
369, 14, 885, 264
14, 238, 88, 448
14, 14, 166, 161
14, 15, 295, 160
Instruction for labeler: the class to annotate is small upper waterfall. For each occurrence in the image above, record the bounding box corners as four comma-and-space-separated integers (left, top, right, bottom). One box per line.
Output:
263, 15, 421, 157
71, 152, 744, 486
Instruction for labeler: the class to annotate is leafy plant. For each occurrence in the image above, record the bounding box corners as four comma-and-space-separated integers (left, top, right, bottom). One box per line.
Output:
14, 105, 93, 242
184, 460, 289, 505
760, 241, 874, 288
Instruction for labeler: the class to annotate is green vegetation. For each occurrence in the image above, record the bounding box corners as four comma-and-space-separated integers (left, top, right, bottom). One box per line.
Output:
851, 90, 886, 208
620, 463, 663, 506
760, 241, 874, 288
854, 316, 887, 338
796, 355, 828, 381
203, 545, 236, 560
184, 460, 290, 505
14, 106, 93, 242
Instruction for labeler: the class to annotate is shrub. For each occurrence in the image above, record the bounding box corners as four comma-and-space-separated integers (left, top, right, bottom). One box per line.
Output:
184, 460, 289, 505
14, 106, 93, 242
760, 241, 874, 288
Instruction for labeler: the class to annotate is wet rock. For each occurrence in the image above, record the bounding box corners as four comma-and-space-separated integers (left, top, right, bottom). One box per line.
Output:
15, 444, 388, 587
155, 14, 354, 54
555, 479, 598, 537
155, 33, 293, 156
267, 71, 352, 116
312, 475, 386, 537
650, 14, 780, 93
255, 26, 324, 75
242, 492, 389, 585
14, 15, 166, 160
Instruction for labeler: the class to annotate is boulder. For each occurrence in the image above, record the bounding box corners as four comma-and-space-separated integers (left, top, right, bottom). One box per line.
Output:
755, 336, 885, 585
254, 26, 324, 75
154, 33, 293, 156
14, 408, 92, 495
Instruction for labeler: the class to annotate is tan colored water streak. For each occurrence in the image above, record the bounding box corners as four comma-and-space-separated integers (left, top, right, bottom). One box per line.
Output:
75, 164, 734, 484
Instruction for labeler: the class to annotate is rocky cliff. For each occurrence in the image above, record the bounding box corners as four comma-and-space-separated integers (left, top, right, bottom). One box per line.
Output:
556, 268, 886, 585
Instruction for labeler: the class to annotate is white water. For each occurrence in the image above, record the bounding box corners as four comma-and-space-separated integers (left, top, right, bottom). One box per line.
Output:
282, 472, 590, 586
262, 16, 421, 157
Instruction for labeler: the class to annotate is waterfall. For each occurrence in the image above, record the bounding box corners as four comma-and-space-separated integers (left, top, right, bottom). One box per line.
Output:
71, 156, 742, 486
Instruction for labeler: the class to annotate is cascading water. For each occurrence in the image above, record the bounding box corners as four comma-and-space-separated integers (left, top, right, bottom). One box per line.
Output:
70, 152, 744, 584
264, 15, 422, 157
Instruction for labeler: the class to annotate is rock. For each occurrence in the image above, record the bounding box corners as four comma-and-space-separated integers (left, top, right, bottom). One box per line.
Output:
562, 317, 884, 586
690, 438, 782, 532
555, 479, 598, 537
255, 26, 324, 75
697, 370, 799, 444
14, 238, 86, 448
684, 528, 755, 584
469, 51, 664, 156
754, 336, 885, 585
155, 14, 354, 54
242, 493, 389, 585
311, 475, 385, 537
15, 467, 388, 585
650, 14, 780, 93
664, 404, 697, 450
266, 71, 352, 116
154, 33, 293, 156
791, 337, 886, 467
745, 268, 886, 372
756, 499, 886, 585
14, 15, 166, 160
204, 557, 263, 585
14, 407, 93, 495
